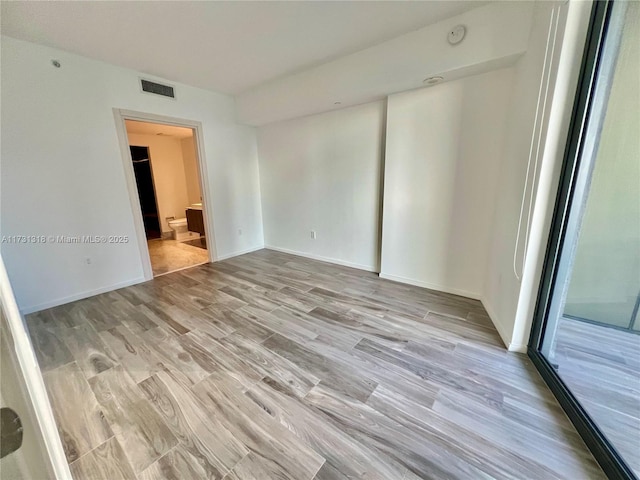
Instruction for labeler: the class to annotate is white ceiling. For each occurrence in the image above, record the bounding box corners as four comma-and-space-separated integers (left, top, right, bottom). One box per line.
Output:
1, 1, 484, 95
125, 120, 193, 139
237, 1, 532, 125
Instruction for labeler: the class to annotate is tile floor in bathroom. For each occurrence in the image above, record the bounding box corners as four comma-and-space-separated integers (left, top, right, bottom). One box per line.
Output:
147, 238, 209, 276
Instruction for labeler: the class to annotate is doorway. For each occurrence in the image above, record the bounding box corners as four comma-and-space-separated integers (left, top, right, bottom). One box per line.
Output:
114, 110, 216, 279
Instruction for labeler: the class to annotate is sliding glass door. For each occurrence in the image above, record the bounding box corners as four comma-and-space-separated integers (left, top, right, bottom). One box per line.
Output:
529, 1, 639, 479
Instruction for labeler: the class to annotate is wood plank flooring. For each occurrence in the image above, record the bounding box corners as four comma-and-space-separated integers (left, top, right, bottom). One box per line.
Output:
555, 318, 640, 476
26, 249, 605, 479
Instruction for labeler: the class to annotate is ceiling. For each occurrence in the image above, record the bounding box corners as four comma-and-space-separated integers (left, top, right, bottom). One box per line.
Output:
236, 1, 531, 125
1, 1, 484, 95
125, 120, 193, 139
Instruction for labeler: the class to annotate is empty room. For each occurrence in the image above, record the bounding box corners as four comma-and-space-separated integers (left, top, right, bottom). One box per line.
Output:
0, 1, 638, 479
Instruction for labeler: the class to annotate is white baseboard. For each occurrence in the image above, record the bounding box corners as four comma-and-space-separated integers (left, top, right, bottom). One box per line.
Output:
507, 342, 528, 353
376, 273, 526, 353
153, 261, 209, 277
378, 272, 481, 300
264, 245, 378, 272
20, 276, 146, 315
215, 245, 265, 262
480, 296, 527, 353
20, 245, 265, 314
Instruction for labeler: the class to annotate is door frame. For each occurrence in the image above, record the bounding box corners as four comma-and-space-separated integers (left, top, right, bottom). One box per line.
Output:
113, 109, 217, 280
0, 257, 72, 479
527, 1, 636, 479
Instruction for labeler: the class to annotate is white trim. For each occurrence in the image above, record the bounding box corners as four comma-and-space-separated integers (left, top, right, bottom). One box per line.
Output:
480, 296, 510, 349
509, 344, 528, 354
378, 272, 481, 300
480, 295, 527, 353
264, 246, 377, 272
20, 276, 145, 315
113, 109, 218, 281
21, 244, 267, 313
154, 261, 210, 277
0, 254, 72, 479
113, 110, 154, 280
216, 245, 265, 262
375, 271, 524, 352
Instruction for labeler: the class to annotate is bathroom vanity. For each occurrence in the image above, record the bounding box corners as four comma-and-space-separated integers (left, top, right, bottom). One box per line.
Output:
186, 206, 205, 236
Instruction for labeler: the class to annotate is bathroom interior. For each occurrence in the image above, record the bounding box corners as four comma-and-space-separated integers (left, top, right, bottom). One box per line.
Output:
125, 120, 209, 276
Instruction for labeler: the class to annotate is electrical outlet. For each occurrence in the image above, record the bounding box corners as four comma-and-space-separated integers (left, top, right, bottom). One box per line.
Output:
311, 230, 317, 239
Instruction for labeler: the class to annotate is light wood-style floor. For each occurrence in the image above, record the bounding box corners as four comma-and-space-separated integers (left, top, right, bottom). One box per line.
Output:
147, 238, 208, 276
26, 250, 605, 479
555, 318, 640, 476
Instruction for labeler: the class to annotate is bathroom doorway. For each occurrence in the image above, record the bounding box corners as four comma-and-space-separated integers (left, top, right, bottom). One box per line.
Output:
114, 110, 215, 278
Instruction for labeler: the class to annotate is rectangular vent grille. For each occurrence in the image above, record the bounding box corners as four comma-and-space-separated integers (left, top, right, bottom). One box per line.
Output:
141, 79, 175, 98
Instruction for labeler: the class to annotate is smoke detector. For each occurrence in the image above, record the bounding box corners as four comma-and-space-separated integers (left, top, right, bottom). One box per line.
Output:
448, 25, 466, 45
423, 76, 444, 86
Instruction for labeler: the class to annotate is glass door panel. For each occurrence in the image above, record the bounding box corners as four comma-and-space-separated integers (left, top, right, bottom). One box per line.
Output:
532, 1, 640, 478
562, 0, 640, 330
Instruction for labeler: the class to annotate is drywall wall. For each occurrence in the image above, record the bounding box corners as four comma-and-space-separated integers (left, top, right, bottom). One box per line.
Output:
564, 1, 640, 328
379, 68, 514, 299
181, 137, 202, 206
237, 1, 533, 125
483, 0, 591, 351
258, 101, 385, 271
126, 133, 191, 234
1, 36, 264, 313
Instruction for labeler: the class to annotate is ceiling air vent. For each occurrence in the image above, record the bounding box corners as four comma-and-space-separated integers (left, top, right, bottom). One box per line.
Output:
140, 79, 175, 99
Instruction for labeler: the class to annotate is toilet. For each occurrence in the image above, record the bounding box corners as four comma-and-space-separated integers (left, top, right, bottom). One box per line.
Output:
167, 218, 190, 241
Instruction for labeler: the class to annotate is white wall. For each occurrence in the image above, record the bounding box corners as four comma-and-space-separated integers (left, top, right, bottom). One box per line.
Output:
181, 137, 202, 206
484, 1, 591, 351
238, 1, 533, 126
379, 68, 514, 299
258, 102, 385, 271
1, 36, 264, 313
127, 133, 191, 233
253, 0, 593, 353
